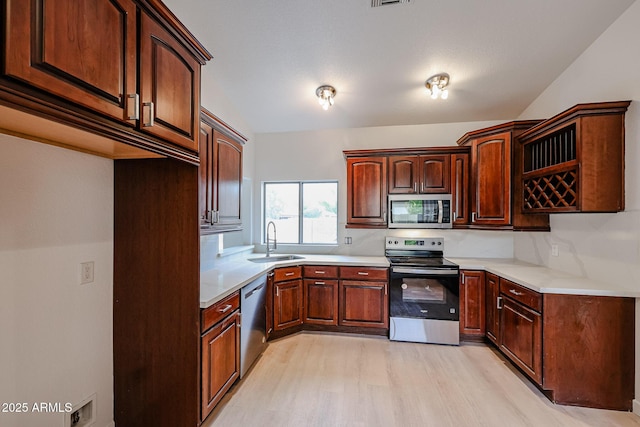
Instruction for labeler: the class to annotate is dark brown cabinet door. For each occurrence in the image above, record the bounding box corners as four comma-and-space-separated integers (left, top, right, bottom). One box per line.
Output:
470, 132, 511, 226
213, 130, 243, 227
4, 0, 138, 124
500, 297, 542, 385
485, 273, 500, 345
419, 154, 451, 193
339, 280, 388, 328
346, 156, 388, 227
304, 279, 338, 326
274, 279, 303, 331
388, 156, 418, 194
139, 12, 200, 152
199, 121, 214, 226
451, 153, 470, 225
201, 311, 240, 420
459, 270, 485, 338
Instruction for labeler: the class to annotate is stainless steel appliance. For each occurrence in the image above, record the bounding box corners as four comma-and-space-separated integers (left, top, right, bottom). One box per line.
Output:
386, 236, 460, 345
240, 274, 268, 378
387, 194, 453, 229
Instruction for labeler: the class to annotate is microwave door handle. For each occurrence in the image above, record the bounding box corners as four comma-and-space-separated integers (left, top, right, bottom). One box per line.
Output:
438, 200, 443, 224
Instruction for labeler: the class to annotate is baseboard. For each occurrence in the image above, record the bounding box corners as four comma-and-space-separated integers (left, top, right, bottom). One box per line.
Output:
633, 399, 640, 417
106, 421, 116, 427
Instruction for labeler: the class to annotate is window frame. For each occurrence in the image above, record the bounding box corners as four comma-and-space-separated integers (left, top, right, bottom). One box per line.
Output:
262, 180, 338, 245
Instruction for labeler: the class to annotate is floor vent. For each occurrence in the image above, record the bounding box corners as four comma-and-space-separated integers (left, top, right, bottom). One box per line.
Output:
371, 0, 412, 7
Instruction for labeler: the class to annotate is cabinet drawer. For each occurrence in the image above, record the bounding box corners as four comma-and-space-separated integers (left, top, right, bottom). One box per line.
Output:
499, 279, 542, 312
340, 266, 388, 281
274, 266, 302, 282
201, 291, 240, 333
303, 265, 339, 279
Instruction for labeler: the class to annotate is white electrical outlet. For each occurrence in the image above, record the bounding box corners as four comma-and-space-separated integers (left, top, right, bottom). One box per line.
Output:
80, 261, 94, 285
551, 244, 559, 257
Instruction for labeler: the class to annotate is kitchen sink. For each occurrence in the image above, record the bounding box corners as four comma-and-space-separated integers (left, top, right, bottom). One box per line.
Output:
247, 255, 305, 263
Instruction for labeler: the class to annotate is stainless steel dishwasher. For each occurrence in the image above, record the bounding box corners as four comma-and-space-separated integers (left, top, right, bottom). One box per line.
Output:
240, 274, 268, 378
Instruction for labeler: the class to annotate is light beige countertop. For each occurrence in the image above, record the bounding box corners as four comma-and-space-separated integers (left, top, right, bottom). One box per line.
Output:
200, 254, 389, 308
449, 257, 640, 298
201, 254, 639, 308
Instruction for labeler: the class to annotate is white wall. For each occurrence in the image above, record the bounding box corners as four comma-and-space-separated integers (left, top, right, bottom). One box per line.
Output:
0, 135, 114, 427
252, 121, 515, 258
513, 0, 640, 413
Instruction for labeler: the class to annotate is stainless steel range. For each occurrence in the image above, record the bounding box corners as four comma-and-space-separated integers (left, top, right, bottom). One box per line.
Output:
386, 236, 460, 345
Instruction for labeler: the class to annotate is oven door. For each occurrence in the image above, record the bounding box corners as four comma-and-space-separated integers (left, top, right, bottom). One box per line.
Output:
389, 267, 459, 321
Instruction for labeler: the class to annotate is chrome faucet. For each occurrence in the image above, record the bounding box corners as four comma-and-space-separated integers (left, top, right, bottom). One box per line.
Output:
266, 221, 277, 257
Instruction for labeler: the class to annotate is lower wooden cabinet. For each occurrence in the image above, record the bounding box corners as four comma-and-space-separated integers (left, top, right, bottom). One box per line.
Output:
304, 279, 338, 326
200, 292, 240, 421
484, 272, 500, 345
500, 294, 542, 385
273, 266, 303, 331
459, 270, 485, 339
339, 266, 388, 328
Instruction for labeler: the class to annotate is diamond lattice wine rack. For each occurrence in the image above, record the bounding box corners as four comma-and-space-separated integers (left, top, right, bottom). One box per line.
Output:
518, 101, 630, 213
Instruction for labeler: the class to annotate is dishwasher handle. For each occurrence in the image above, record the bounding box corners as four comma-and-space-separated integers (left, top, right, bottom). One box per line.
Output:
244, 282, 265, 299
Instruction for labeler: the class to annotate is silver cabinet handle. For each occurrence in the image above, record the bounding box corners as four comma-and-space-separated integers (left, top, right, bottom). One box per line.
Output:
509, 289, 524, 296
285, 272, 295, 276
314, 281, 326, 285
314, 271, 326, 274
413, 182, 417, 193
453, 212, 457, 222
143, 101, 155, 127
218, 304, 232, 313
497, 296, 503, 309
472, 212, 476, 222
127, 93, 139, 120
461, 272, 465, 283
357, 272, 369, 276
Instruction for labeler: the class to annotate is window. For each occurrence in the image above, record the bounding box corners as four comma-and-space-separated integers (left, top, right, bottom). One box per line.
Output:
263, 181, 338, 244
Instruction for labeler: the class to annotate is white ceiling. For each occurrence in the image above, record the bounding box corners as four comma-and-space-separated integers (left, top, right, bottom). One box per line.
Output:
164, 0, 635, 134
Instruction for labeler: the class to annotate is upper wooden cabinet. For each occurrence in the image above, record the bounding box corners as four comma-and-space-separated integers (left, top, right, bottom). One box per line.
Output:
345, 156, 388, 228
4, 0, 138, 125
388, 154, 451, 194
200, 109, 245, 233
451, 152, 470, 225
345, 148, 468, 228
518, 101, 630, 213
458, 121, 550, 231
2, 0, 212, 163
139, 11, 201, 152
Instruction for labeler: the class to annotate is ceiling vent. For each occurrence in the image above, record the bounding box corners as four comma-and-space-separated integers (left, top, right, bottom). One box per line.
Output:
371, 0, 412, 7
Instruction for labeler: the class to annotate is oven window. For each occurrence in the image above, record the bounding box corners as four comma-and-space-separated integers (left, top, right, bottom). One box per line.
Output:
402, 278, 446, 304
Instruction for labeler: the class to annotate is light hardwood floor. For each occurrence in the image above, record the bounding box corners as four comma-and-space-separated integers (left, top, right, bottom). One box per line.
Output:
202, 333, 640, 427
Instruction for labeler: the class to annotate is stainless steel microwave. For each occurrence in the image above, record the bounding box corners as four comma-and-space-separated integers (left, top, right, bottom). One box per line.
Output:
387, 194, 453, 229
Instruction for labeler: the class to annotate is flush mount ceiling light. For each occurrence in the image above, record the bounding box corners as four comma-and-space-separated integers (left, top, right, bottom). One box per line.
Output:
316, 85, 336, 110
425, 73, 450, 100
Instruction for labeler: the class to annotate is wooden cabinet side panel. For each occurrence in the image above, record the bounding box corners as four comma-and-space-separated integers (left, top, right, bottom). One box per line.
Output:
578, 115, 625, 211
543, 294, 634, 410
114, 159, 200, 427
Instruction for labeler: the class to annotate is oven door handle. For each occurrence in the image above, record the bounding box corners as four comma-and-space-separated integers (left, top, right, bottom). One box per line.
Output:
391, 267, 458, 276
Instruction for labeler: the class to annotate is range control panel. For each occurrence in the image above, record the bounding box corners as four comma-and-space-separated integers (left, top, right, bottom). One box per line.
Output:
385, 236, 444, 250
